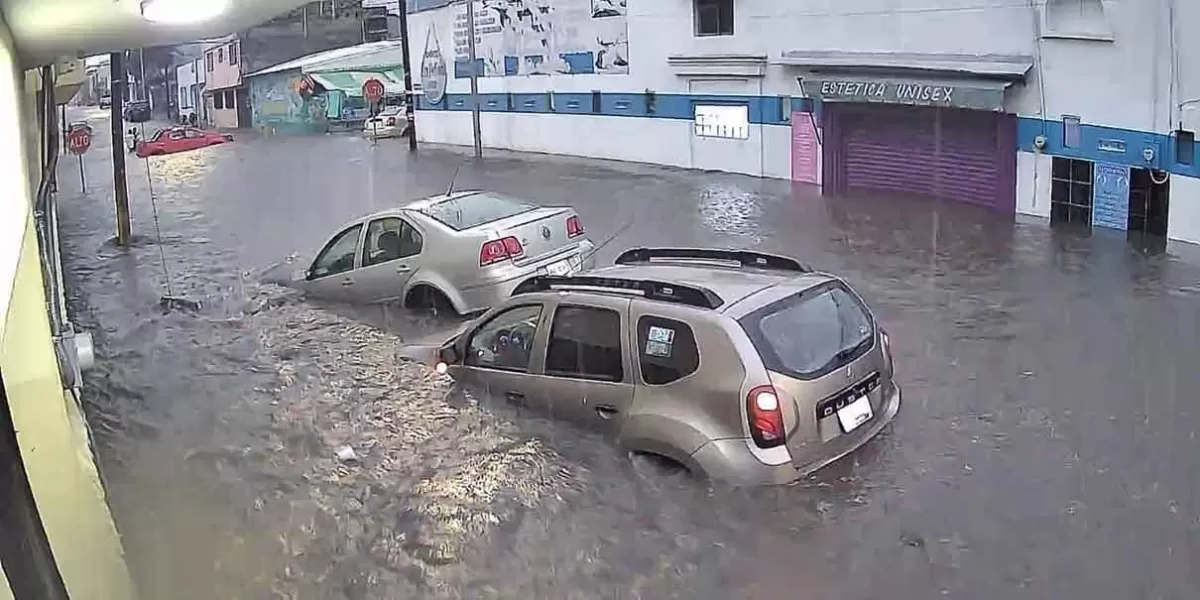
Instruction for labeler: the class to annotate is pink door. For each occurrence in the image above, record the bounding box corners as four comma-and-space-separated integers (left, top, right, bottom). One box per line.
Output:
790, 112, 822, 185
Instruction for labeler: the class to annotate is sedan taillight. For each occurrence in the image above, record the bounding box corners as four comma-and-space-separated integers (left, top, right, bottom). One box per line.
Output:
479, 236, 524, 266
387, 117, 397, 126
566, 215, 585, 238
747, 385, 785, 449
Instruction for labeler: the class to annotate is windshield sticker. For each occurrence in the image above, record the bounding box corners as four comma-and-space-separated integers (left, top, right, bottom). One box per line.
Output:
644, 340, 672, 357
647, 326, 675, 345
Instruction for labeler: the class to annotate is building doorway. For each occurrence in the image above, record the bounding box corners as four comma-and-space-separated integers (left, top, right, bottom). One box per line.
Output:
1127, 168, 1170, 253
1127, 168, 1169, 237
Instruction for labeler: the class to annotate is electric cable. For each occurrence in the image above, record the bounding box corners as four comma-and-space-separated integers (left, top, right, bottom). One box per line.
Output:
137, 120, 180, 302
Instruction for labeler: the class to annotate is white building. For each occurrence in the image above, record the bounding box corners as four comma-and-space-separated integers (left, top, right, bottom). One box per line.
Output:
175, 57, 205, 123
407, 0, 1200, 244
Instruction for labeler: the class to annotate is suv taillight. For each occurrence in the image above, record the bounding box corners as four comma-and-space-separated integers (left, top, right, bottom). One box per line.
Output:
387, 117, 396, 126
566, 215, 585, 238
747, 385, 785, 448
479, 236, 524, 266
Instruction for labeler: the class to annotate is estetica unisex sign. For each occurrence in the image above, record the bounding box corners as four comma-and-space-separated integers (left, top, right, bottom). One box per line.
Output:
801, 76, 1008, 112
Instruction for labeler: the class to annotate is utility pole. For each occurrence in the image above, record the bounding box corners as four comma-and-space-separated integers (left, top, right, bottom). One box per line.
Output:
398, 0, 418, 151
109, 51, 132, 247
139, 48, 148, 106
465, 0, 482, 158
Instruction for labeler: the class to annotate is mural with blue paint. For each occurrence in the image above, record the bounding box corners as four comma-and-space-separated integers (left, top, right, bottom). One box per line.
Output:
249, 70, 329, 134
438, 0, 628, 78
1092, 162, 1131, 231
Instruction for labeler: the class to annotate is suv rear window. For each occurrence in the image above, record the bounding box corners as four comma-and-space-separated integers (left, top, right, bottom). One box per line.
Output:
738, 283, 874, 380
417, 192, 538, 231
637, 316, 699, 385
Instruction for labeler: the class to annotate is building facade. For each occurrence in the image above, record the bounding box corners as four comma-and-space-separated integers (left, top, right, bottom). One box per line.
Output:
203, 37, 248, 128
407, 0, 1200, 245
176, 57, 205, 123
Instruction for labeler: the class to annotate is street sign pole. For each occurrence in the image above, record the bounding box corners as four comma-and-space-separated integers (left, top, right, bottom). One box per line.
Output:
465, 0, 482, 158
67, 125, 93, 193
398, 0, 418, 151
363, 78, 385, 147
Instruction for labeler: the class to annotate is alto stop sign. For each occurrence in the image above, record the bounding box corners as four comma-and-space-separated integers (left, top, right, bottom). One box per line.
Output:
67, 126, 92, 155
362, 78, 385, 103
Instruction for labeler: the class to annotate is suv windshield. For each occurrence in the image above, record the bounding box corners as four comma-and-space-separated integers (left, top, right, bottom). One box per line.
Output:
739, 283, 875, 379
417, 192, 538, 231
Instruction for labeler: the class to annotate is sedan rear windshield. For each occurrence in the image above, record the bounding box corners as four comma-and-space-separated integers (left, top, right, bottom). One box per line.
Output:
738, 283, 875, 380
418, 192, 538, 231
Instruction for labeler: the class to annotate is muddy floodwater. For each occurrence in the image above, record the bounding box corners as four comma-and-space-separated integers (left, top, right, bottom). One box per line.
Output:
55, 108, 1200, 599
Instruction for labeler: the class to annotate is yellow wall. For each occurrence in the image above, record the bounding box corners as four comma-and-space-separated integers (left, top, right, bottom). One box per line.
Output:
0, 14, 136, 600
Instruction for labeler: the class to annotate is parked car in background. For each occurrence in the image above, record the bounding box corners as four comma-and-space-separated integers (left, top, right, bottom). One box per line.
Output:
134, 126, 233, 158
362, 106, 410, 139
99, 94, 111, 109
420, 248, 901, 486
123, 100, 151, 123
275, 190, 596, 315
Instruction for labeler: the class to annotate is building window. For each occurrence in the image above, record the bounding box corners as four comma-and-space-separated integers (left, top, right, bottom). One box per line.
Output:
214, 92, 225, 109
1062, 115, 1081, 149
1176, 129, 1195, 166
217, 47, 224, 63
1043, 0, 1112, 40
693, 104, 749, 140
694, 0, 734, 36
179, 87, 188, 108
224, 90, 236, 109
1050, 157, 1094, 227
229, 43, 238, 65
206, 52, 214, 71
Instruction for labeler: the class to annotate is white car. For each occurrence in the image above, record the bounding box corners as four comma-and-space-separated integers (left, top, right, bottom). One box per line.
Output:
362, 106, 410, 139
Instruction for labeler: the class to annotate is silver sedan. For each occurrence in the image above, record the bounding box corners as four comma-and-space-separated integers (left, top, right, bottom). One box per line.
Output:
277, 191, 597, 315
362, 106, 410, 139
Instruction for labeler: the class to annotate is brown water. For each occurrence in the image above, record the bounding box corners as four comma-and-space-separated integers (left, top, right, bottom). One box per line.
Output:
56, 107, 1200, 599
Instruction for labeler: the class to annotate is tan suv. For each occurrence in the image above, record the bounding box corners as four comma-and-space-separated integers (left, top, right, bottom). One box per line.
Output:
428, 248, 901, 485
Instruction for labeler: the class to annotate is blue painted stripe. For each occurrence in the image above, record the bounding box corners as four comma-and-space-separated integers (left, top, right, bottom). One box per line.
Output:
418, 91, 814, 126
417, 91, 1199, 177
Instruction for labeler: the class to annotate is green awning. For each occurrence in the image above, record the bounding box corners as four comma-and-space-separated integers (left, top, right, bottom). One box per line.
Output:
309, 70, 406, 97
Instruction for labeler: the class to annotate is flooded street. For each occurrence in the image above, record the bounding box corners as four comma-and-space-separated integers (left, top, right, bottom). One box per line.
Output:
56, 108, 1200, 599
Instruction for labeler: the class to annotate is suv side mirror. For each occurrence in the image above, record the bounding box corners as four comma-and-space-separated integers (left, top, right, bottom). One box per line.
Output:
438, 343, 460, 365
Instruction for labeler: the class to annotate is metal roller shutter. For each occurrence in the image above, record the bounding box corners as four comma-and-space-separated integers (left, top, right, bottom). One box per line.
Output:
835, 104, 1014, 211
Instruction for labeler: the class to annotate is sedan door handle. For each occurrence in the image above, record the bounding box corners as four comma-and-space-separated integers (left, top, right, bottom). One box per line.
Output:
396, 265, 412, 273
594, 404, 619, 419
340, 278, 354, 287
503, 391, 525, 404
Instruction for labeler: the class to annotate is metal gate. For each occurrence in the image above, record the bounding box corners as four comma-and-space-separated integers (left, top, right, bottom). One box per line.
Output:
822, 103, 1016, 212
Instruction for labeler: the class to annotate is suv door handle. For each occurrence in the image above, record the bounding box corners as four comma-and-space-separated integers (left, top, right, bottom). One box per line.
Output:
396, 265, 412, 273
341, 278, 354, 286
504, 391, 525, 404
594, 404, 619, 419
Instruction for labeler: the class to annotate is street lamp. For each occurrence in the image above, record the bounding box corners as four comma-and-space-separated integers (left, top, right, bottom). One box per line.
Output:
139, 0, 231, 24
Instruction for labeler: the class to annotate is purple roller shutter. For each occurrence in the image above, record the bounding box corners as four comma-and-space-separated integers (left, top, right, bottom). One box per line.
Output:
829, 104, 1015, 212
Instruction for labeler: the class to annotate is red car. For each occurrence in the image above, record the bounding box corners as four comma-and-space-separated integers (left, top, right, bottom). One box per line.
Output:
135, 126, 233, 158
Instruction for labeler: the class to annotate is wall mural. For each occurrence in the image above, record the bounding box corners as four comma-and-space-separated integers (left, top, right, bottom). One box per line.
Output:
250, 72, 328, 130
434, 0, 629, 78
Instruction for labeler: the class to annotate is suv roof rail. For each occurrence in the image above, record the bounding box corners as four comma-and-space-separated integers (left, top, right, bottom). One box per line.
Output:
614, 247, 811, 272
512, 275, 724, 309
